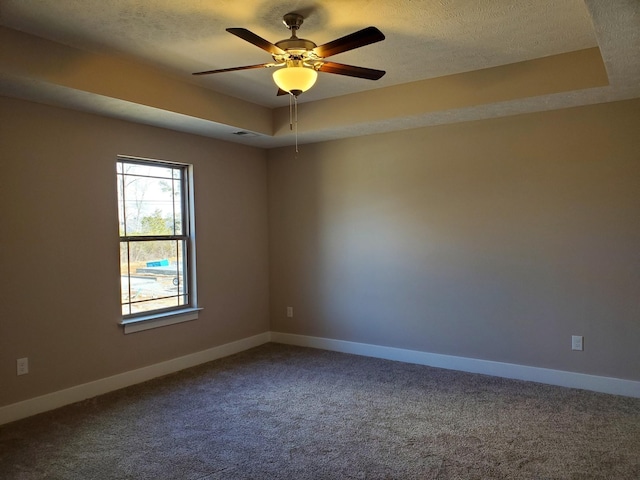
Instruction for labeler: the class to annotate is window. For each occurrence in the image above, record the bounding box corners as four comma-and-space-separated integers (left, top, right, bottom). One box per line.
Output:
117, 157, 196, 325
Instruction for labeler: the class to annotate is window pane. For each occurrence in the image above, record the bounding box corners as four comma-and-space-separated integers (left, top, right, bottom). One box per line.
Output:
117, 163, 183, 237
119, 239, 187, 315
121, 179, 181, 236
171, 176, 183, 236
175, 237, 187, 298
120, 242, 132, 315
117, 175, 126, 236
121, 163, 174, 179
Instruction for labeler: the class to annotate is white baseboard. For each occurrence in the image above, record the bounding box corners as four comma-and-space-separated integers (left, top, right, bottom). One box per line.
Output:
0, 332, 271, 426
271, 332, 640, 398
3, 330, 638, 426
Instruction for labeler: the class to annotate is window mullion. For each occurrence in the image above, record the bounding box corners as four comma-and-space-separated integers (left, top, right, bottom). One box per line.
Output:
121, 235, 188, 242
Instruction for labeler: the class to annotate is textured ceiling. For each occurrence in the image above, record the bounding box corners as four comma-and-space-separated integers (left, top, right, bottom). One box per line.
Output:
0, 1, 639, 147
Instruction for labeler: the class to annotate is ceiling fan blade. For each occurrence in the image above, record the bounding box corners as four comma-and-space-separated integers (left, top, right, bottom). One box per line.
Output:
227, 28, 286, 55
276, 88, 289, 96
192, 63, 278, 76
318, 62, 386, 80
314, 26, 385, 58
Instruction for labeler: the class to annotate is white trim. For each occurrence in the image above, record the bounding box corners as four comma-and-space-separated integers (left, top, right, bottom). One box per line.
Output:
270, 332, 640, 399
0, 332, 271, 426
121, 308, 202, 334
4, 330, 638, 426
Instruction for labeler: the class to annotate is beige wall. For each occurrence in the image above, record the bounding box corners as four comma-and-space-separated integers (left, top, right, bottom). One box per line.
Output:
268, 99, 640, 381
0, 96, 270, 407
2, 95, 639, 409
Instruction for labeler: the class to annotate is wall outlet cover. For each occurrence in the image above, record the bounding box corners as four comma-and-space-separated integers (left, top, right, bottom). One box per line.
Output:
572, 335, 584, 351
17, 357, 29, 375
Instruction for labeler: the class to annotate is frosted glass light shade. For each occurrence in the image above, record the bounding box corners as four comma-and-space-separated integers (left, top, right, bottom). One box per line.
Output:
273, 66, 318, 95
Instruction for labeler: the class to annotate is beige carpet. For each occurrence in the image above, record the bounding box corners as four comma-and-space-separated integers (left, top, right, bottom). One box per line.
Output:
1, 343, 638, 479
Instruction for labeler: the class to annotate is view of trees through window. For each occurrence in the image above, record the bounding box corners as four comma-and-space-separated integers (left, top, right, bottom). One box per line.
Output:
117, 159, 190, 316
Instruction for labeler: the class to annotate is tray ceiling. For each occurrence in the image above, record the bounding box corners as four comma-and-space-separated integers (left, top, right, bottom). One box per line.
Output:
1, 1, 638, 147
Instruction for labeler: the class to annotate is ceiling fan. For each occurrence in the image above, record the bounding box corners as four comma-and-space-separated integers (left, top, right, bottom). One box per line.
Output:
193, 12, 386, 97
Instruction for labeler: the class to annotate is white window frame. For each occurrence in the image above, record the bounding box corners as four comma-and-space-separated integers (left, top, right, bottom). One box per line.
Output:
117, 156, 200, 333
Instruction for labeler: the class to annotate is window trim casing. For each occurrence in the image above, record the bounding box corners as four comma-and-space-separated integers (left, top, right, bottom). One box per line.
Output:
116, 155, 199, 333
121, 307, 202, 334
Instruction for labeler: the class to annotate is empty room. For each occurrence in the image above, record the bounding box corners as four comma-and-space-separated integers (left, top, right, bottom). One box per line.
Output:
1, 1, 639, 478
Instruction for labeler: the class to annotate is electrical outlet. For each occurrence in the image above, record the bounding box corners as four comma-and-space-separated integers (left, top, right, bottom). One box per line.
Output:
286, 306, 293, 318
17, 357, 29, 376
571, 335, 583, 351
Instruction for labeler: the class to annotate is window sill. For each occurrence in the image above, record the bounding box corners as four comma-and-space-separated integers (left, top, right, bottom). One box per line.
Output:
120, 308, 202, 334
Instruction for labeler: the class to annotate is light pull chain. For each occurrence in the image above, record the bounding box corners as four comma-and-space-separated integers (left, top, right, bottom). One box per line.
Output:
288, 93, 300, 153
294, 94, 299, 153
289, 94, 294, 131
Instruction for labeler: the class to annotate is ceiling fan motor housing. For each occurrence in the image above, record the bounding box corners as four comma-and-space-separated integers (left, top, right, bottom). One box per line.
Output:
274, 38, 318, 63
275, 38, 317, 52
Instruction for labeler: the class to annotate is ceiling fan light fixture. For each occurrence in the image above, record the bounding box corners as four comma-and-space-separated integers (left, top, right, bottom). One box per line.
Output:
273, 65, 317, 96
